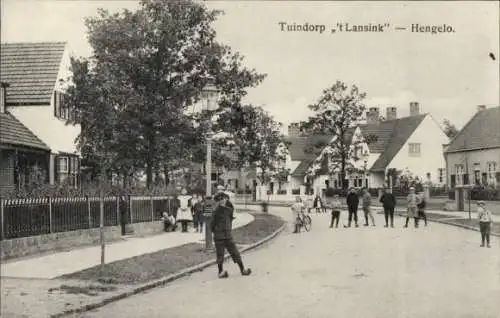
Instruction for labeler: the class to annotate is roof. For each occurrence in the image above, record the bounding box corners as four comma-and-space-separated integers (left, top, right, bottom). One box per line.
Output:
0, 42, 66, 105
286, 135, 333, 161
445, 107, 500, 153
291, 159, 313, 177
0, 112, 50, 150
367, 114, 427, 171
289, 114, 427, 174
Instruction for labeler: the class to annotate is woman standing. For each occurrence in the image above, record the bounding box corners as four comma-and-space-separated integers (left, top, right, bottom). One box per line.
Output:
313, 193, 323, 214
176, 188, 193, 232
291, 196, 305, 233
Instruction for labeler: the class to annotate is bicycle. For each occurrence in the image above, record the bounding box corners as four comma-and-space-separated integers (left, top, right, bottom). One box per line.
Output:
296, 212, 312, 232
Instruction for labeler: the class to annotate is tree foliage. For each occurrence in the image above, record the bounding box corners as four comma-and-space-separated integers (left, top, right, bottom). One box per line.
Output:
300, 81, 373, 189
65, 0, 266, 188
442, 119, 459, 139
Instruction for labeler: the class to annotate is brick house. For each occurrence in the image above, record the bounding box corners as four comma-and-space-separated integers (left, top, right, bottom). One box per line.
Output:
444, 105, 500, 188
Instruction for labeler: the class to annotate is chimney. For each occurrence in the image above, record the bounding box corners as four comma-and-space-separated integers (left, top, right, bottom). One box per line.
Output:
366, 107, 380, 124
477, 105, 486, 112
288, 123, 300, 137
0, 82, 9, 114
386, 107, 397, 120
410, 102, 420, 116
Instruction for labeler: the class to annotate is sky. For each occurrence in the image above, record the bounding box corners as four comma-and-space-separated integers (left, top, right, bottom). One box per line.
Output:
1, 0, 499, 133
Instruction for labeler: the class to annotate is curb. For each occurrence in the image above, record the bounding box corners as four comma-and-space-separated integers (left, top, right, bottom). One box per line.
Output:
380, 211, 500, 238
51, 219, 287, 318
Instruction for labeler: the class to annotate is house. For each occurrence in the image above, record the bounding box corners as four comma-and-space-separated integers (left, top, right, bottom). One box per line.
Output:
288, 102, 450, 194
0, 42, 81, 189
443, 105, 500, 188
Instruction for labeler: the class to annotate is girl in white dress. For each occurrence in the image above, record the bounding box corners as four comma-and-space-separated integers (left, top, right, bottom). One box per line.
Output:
177, 188, 193, 232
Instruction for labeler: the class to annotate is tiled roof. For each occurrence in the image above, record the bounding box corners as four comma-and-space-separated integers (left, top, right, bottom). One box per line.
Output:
369, 114, 427, 171
0, 112, 50, 150
445, 106, 500, 153
286, 135, 333, 161
289, 115, 427, 174
0, 42, 66, 105
291, 159, 313, 177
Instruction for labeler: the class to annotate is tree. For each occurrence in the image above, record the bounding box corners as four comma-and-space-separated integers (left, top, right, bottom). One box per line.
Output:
216, 105, 289, 186
443, 119, 459, 139
66, 0, 265, 187
300, 81, 374, 189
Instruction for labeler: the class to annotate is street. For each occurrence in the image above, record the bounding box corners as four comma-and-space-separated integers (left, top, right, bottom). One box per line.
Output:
82, 207, 500, 318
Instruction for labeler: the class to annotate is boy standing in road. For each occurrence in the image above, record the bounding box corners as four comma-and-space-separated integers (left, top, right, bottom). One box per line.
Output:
346, 188, 359, 227
362, 188, 376, 227
404, 187, 419, 228
379, 188, 396, 228
477, 201, 492, 248
417, 191, 428, 227
211, 192, 252, 278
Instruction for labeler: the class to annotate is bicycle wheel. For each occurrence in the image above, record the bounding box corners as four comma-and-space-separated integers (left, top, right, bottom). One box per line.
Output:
303, 215, 312, 232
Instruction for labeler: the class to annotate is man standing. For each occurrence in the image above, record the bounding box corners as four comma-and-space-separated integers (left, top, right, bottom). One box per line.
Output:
346, 188, 359, 227
362, 188, 376, 227
211, 192, 252, 278
404, 187, 419, 228
380, 188, 396, 228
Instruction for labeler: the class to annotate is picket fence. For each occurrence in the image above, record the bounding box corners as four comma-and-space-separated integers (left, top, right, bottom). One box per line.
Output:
0, 196, 174, 240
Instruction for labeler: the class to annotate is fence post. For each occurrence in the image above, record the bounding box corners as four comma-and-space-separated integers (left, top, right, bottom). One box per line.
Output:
48, 196, 53, 234
0, 197, 5, 241
116, 196, 120, 226
100, 195, 105, 269
129, 195, 133, 224
86, 195, 91, 228
150, 195, 154, 222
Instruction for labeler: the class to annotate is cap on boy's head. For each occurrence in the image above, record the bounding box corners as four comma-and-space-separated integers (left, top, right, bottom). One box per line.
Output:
216, 185, 225, 191
214, 192, 227, 201
477, 200, 485, 206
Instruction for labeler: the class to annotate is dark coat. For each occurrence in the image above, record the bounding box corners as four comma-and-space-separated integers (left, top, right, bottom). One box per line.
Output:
346, 192, 359, 208
210, 204, 234, 241
417, 197, 426, 211
379, 192, 396, 208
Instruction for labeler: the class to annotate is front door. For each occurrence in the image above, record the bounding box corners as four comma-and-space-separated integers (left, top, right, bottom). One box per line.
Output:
457, 188, 464, 211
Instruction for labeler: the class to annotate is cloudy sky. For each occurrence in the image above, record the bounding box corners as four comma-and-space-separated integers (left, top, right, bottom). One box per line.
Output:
2, 0, 498, 132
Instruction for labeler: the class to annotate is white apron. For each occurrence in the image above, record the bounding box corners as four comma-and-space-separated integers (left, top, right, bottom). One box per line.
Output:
177, 195, 193, 222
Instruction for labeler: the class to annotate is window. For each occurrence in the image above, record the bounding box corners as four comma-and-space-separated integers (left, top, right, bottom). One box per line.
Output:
58, 156, 69, 173
455, 164, 464, 185
438, 168, 445, 183
474, 170, 481, 185
54, 91, 73, 120
408, 143, 421, 156
488, 162, 497, 183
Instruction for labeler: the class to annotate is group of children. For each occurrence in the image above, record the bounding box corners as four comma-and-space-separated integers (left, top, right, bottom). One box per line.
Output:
291, 186, 494, 248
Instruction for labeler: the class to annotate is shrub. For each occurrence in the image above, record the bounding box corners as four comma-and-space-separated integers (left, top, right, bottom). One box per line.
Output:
470, 186, 499, 201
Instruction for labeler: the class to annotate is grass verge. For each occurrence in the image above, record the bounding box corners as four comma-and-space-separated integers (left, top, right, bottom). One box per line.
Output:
57, 213, 284, 285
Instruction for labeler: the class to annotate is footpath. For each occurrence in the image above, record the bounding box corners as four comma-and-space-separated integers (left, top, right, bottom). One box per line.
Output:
1, 212, 254, 279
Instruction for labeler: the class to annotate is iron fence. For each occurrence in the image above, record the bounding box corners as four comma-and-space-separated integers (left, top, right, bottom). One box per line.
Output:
0, 195, 172, 240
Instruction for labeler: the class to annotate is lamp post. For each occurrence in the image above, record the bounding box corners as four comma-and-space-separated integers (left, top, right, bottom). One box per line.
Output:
201, 77, 220, 250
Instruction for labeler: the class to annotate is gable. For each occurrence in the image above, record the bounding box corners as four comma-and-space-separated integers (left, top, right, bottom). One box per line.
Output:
0, 42, 67, 105
369, 114, 427, 171
445, 106, 500, 153
285, 135, 333, 161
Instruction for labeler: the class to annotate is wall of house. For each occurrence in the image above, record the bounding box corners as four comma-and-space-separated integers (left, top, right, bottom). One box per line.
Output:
445, 148, 500, 187
7, 105, 80, 155
387, 115, 449, 184
54, 45, 73, 91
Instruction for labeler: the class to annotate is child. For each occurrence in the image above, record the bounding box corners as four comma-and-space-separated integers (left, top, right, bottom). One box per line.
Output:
211, 192, 252, 278
330, 194, 342, 228
161, 212, 176, 232
291, 196, 304, 233
477, 201, 492, 248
